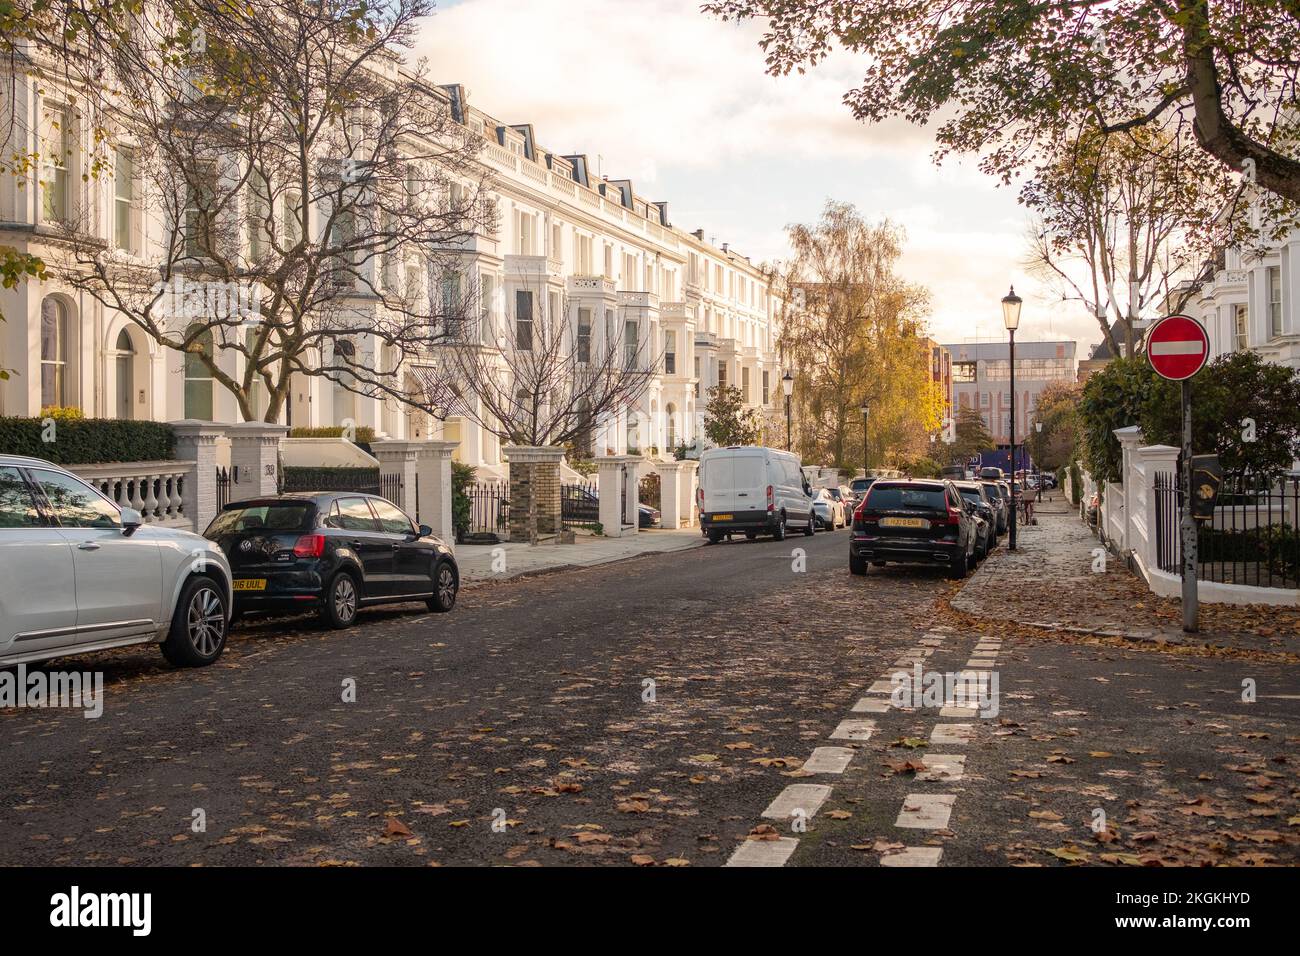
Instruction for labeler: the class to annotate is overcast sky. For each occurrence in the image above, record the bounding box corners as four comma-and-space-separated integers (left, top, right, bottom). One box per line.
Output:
415, 0, 1101, 353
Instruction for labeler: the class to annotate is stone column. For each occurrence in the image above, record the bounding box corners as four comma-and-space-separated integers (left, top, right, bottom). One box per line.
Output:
1135, 443, 1181, 573
228, 421, 288, 498
655, 459, 698, 529
414, 440, 459, 547
679, 459, 699, 528
371, 440, 421, 519
170, 420, 225, 532
623, 455, 644, 529
503, 445, 565, 544
596, 455, 633, 538
1113, 425, 1143, 555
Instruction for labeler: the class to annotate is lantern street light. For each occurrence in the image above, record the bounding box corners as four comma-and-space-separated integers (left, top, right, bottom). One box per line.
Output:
782, 371, 795, 451
1002, 285, 1023, 550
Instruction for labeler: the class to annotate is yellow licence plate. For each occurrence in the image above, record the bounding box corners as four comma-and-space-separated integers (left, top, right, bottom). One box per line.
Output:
880, 517, 926, 529
713, 514, 734, 521
233, 579, 267, 591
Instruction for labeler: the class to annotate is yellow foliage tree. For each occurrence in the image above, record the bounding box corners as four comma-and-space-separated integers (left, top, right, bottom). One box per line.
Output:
775, 201, 943, 471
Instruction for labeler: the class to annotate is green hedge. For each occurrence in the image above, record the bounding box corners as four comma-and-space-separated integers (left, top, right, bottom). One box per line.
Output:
0, 416, 176, 464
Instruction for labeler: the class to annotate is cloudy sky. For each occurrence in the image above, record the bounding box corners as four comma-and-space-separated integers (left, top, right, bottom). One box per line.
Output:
414, 0, 1101, 353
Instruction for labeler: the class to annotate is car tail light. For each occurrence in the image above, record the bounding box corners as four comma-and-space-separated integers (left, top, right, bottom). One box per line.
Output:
940, 505, 963, 526
293, 534, 326, 558
766, 485, 774, 512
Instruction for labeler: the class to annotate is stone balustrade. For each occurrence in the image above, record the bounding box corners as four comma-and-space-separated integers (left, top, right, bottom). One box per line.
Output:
72, 460, 195, 528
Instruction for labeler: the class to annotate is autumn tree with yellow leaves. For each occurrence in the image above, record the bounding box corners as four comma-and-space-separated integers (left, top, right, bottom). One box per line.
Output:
774, 202, 943, 473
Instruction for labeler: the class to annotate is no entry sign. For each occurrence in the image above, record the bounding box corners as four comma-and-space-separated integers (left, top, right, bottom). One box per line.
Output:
1147, 314, 1209, 381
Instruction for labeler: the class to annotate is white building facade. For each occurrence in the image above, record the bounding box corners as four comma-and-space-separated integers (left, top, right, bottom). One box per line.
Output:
1185, 226, 1300, 368
0, 61, 783, 475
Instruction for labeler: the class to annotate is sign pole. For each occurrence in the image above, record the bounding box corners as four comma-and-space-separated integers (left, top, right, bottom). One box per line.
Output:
1146, 314, 1209, 635
1180, 381, 1199, 633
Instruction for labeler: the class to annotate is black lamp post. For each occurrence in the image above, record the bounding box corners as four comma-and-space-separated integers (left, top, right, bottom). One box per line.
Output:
782, 371, 795, 451
860, 403, 871, 476
1002, 285, 1023, 550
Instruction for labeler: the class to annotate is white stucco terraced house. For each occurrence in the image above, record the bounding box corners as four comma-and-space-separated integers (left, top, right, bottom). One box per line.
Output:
0, 46, 784, 477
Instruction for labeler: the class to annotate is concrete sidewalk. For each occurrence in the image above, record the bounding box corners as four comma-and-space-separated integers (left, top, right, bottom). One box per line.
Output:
949, 495, 1300, 655
457, 527, 704, 585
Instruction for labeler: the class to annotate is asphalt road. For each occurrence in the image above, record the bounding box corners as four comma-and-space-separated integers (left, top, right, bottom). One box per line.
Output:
2, 527, 1296, 867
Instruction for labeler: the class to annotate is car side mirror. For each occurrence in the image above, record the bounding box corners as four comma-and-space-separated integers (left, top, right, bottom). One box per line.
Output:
121, 507, 143, 536
417, 524, 433, 538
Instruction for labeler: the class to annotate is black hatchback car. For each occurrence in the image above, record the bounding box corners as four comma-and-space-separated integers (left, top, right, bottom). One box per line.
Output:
849, 478, 978, 579
204, 493, 458, 628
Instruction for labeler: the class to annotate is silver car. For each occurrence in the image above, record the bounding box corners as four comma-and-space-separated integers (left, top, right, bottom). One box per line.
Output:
0, 455, 233, 668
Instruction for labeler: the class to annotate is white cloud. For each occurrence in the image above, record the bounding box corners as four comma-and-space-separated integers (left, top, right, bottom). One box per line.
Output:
415, 0, 928, 175
414, 0, 1099, 358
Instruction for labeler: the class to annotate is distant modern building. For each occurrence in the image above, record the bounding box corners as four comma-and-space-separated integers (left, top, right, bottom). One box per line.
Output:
921, 338, 953, 420
941, 340, 1078, 446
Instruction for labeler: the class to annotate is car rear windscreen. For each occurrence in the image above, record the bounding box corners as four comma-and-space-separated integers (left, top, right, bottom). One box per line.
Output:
207, 502, 316, 536
981, 483, 1004, 499
866, 485, 948, 511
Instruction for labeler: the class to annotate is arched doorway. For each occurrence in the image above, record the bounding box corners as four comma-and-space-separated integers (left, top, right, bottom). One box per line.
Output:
114, 328, 135, 420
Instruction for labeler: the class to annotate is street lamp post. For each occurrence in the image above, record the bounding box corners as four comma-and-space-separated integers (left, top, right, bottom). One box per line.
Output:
860, 403, 871, 476
782, 371, 795, 451
1002, 286, 1023, 551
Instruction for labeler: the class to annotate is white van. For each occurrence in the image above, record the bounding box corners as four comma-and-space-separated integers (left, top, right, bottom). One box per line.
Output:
697, 446, 816, 542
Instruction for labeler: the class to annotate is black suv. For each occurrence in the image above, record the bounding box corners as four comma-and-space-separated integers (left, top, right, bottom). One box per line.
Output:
205, 493, 459, 628
849, 478, 979, 579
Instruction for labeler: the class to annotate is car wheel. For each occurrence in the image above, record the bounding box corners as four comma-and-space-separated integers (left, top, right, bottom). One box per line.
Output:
772, 515, 787, 541
803, 512, 815, 536
426, 560, 458, 613
849, 551, 867, 575
160, 576, 228, 667
949, 550, 969, 580
707, 530, 724, 544
744, 531, 757, 541
320, 570, 361, 629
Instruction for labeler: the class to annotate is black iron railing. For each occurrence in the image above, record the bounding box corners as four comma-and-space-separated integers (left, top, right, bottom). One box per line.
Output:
467, 481, 510, 536
216, 465, 235, 510
562, 481, 599, 529
1154, 471, 1300, 588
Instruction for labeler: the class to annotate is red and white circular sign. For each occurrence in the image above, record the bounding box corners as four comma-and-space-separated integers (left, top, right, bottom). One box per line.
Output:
1147, 314, 1210, 381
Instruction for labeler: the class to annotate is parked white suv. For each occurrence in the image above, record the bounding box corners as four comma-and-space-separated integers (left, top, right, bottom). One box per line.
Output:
0, 455, 233, 668
697, 445, 816, 542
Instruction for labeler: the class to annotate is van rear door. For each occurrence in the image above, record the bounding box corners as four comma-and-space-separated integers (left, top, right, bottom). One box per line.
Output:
732, 452, 767, 516
701, 455, 736, 515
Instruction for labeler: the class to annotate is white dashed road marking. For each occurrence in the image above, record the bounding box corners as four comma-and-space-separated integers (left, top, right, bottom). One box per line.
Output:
829, 719, 876, 741
930, 723, 974, 745
851, 698, 894, 714
917, 754, 967, 782
880, 846, 943, 867
725, 837, 800, 867
896, 794, 957, 829
762, 784, 832, 821
803, 746, 855, 774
